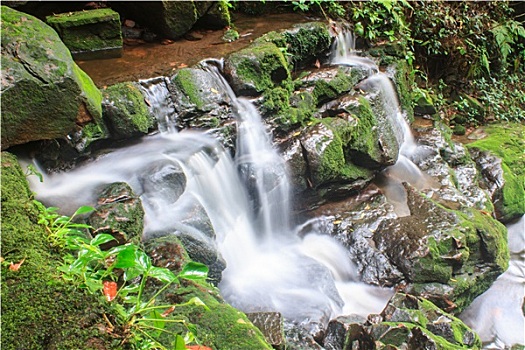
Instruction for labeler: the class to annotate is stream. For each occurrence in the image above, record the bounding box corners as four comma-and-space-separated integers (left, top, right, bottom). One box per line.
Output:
25, 28, 524, 349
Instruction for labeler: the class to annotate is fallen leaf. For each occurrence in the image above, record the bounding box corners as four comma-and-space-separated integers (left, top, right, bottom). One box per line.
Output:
178, 63, 188, 68
314, 59, 321, 69
161, 39, 174, 45
103, 281, 118, 302
9, 258, 25, 272
186, 346, 213, 350
161, 306, 176, 317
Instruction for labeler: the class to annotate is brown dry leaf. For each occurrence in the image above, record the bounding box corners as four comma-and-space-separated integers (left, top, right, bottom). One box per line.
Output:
9, 258, 25, 272
178, 63, 188, 68
161, 306, 176, 317
314, 59, 321, 69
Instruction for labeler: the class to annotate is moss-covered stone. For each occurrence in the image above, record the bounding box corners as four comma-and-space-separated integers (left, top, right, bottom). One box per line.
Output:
1, 6, 102, 150
1, 152, 115, 349
466, 123, 525, 222
102, 82, 154, 139
388, 60, 415, 121
224, 41, 291, 96
46, 8, 122, 59
312, 66, 368, 105
88, 182, 145, 246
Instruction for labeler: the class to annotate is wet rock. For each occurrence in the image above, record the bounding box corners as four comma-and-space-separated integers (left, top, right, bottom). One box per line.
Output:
284, 322, 324, 350
323, 314, 373, 350
297, 66, 369, 106
374, 293, 481, 348
138, 160, 187, 210
102, 82, 156, 139
246, 312, 285, 349
1, 6, 102, 150
224, 41, 290, 96
169, 65, 233, 130
46, 8, 122, 60
195, 1, 231, 29
88, 182, 145, 246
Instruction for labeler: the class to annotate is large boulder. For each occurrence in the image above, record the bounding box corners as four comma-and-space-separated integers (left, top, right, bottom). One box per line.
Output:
46, 8, 123, 60
110, 1, 226, 40
466, 123, 525, 223
1, 6, 103, 150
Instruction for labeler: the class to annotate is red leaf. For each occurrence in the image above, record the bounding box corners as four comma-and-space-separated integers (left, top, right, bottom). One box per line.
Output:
103, 281, 117, 302
9, 258, 25, 272
186, 346, 212, 350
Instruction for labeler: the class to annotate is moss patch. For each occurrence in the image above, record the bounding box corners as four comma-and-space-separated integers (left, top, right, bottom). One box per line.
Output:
466, 123, 525, 222
1, 152, 114, 350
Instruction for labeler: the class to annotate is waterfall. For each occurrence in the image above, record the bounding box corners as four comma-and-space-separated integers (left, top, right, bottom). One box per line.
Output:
331, 29, 430, 216
139, 76, 177, 133
29, 56, 392, 331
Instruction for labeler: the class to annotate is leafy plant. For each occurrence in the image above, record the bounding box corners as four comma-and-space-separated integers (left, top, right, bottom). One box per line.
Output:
34, 200, 210, 349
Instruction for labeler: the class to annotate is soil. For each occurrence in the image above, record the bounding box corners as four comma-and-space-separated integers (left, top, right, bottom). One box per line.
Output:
77, 12, 316, 87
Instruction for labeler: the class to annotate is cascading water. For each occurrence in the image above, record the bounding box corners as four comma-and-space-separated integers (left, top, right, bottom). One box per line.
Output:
28, 51, 393, 334
330, 29, 432, 216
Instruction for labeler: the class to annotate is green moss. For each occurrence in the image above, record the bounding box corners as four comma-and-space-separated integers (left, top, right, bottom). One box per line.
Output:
318, 118, 374, 183
227, 41, 291, 93
1, 152, 114, 349
103, 82, 152, 138
312, 67, 363, 105
391, 60, 415, 121
174, 68, 212, 110
466, 123, 525, 221
283, 22, 332, 66
46, 8, 120, 26
73, 64, 103, 122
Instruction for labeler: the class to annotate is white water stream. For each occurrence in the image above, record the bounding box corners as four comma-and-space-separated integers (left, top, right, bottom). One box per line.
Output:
25, 30, 523, 347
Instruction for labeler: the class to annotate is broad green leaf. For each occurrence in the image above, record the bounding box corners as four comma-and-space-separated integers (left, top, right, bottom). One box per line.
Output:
178, 262, 208, 280
74, 205, 96, 216
123, 266, 144, 282
90, 234, 116, 247
136, 250, 152, 271
114, 245, 141, 269
149, 267, 176, 283
186, 297, 209, 311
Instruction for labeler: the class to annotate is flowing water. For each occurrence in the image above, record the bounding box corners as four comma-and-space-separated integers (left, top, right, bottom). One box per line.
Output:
25, 29, 523, 347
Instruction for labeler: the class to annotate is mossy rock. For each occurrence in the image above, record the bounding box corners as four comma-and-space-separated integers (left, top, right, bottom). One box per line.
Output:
374, 293, 482, 349
224, 41, 291, 96
256, 22, 332, 68
388, 60, 415, 121
195, 1, 231, 29
170, 66, 233, 129
143, 235, 273, 350
1, 152, 115, 349
466, 123, 525, 222
376, 185, 509, 313
102, 82, 155, 139
46, 8, 122, 59
311, 66, 369, 105
1, 6, 103, 150
88, 182, 145, 246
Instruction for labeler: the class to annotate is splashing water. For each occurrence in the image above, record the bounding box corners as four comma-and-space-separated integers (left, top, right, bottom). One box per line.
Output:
28, 53, 392, 332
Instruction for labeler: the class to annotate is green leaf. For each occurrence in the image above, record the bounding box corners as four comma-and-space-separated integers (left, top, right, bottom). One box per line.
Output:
148, 267, 176, 283
90, 234, 116, 247
178, 262, 208, 280
173, 334, 187, 350
136, 250, 152, 271
114, 245, 141, 269
186, 297, 209, 311
84, 276, 103, 293
73, 205, 96, 216
123, 267, 144, 282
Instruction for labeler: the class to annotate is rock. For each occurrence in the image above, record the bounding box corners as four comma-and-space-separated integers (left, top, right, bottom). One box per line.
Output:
246, 312, 285, 349
196, 1, 231, 29
1, 6, 102, 150
46, 8, 122, 60
284, 322, 324, 350
222, 28, 239, 43
466, 123, 525, 223
88, 182, 145, 246
372, 293, 481, 349
323, 314, 372, 350
255, 22, 332, 68
110, 1, 215, 40
102, 82, 156, 139
301, 66, 369, 106
168, 64, 233, 130
224, 41, 290, 96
